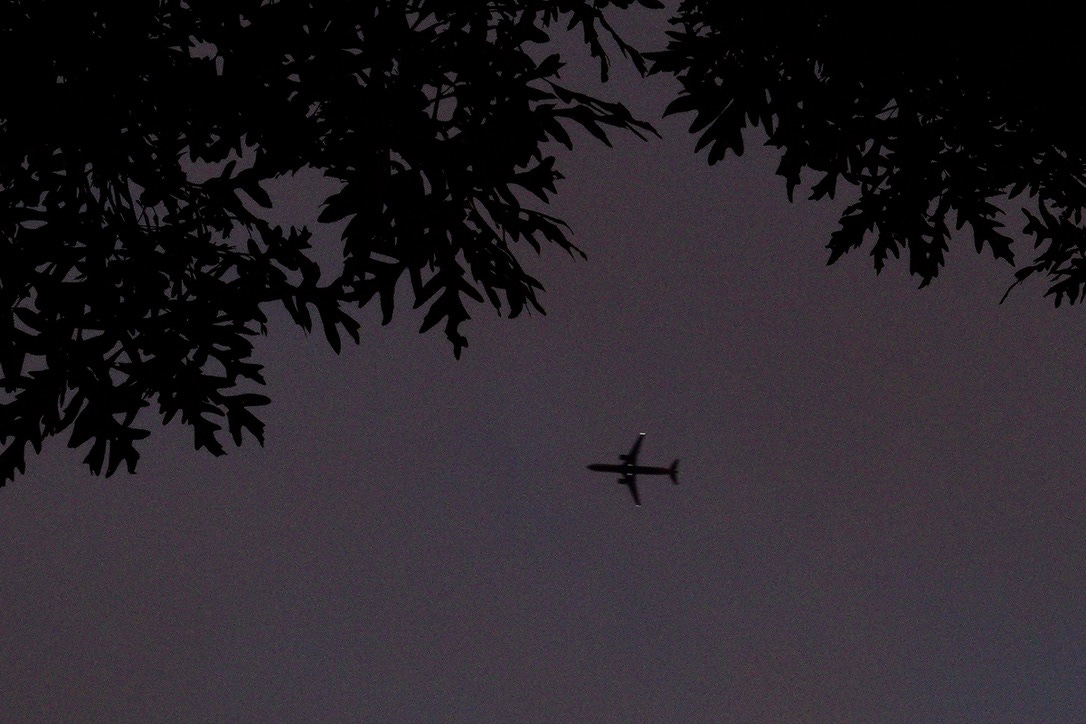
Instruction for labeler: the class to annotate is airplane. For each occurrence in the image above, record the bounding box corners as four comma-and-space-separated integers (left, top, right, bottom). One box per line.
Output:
586, 432, 679, 506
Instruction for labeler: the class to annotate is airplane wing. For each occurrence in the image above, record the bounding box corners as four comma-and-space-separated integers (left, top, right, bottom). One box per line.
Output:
622, 474, 642, 506
622, 432, 645, 464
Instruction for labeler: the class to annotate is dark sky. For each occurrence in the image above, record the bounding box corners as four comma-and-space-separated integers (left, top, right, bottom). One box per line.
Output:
3, 9, 1086, 722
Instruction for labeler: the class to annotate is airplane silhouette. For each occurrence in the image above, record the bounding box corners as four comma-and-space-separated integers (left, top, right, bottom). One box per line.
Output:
586, 432, 679, 506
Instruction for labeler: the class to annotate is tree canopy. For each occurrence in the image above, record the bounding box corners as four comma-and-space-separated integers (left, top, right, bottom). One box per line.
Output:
651, 7, 1086, 301
0, 0, 659, 482
4, 3, 1086, 484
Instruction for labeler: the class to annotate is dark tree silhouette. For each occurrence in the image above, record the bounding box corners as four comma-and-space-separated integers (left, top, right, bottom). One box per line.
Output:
0, 0, 660, 482
651, 7, 1086, 303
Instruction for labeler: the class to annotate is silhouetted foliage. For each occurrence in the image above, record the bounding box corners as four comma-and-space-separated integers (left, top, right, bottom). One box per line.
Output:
652, 7, 1086, 302
0, 0, 660, 482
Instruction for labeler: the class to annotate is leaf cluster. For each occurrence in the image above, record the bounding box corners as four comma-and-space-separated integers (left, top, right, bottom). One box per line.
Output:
651, 7, 1086, 296
0, 0, 659, 483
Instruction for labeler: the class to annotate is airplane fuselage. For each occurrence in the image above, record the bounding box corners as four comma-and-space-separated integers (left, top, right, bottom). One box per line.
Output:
586, 463, 674, 477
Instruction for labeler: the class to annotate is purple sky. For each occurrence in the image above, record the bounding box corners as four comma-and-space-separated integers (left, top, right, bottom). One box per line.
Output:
3, 10, 1086, 722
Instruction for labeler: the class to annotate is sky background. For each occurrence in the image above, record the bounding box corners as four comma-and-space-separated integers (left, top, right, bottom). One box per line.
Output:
3, 8, 1086, 722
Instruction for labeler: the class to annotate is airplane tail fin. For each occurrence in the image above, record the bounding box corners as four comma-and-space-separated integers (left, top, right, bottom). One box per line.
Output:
669, 459, 679, 484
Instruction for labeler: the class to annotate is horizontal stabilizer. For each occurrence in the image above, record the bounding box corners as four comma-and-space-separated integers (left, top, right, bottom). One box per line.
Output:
669, 459, 679, 484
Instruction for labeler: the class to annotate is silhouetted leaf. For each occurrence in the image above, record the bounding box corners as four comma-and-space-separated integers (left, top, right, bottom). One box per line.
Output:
240, 180, 273, 209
